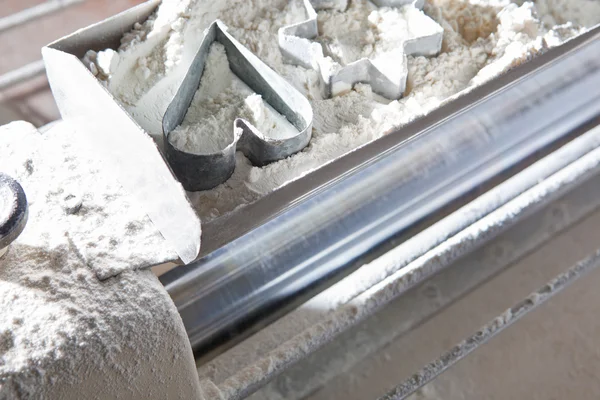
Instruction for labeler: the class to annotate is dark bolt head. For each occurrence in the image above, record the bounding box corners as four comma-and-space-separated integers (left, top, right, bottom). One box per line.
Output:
0, 173, 28, 254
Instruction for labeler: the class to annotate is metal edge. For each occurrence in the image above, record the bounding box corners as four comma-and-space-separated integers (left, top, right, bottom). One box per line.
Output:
250, 161, 600, 399
46, 0, 160, 56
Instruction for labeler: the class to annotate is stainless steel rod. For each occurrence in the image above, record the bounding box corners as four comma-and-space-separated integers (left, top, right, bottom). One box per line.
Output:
0, 60, 46, 91
214, 140, 600, 400
0, 0, 84, 33
161, 26, 600, 357
378, 247, 600, 400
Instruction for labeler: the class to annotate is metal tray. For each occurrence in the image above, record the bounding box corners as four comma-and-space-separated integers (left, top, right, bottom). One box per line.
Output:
40, 1, 600, 362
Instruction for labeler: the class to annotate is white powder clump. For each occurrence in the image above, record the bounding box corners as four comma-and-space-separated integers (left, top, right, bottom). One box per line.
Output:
168, 42, 298, 155
317, 1, 380, 65
84, 0, 192, 107
318, 1, 441, 64
0, 121, 201, 399
240, 94, 300, 140
0, 122, 178, 280
92, 0, 600, 222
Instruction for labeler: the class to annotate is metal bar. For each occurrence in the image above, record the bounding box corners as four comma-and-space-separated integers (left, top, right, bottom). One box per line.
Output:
0, 0, 84, 33
378, 248, 600, 400
212, 130, 600, 400
0, 60, 46, 91
249, 158, 600, 400
162, 26, 600, 358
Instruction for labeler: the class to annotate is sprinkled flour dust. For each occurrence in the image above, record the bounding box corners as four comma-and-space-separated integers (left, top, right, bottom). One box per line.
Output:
241, 93, 301, 140
168, 42, 299, 155
86, 0, 600, 224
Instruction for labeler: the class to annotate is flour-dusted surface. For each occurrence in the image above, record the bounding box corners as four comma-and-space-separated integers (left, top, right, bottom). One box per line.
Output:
168, 42, 298, 155
0, 121, 178, 280
88, 0, 599, 223
0, 121, 201, 399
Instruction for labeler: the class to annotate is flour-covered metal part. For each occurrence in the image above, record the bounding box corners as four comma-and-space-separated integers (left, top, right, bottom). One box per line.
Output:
43, 0, 201, 265
278, 0, 442, 99
0, 173, 28, 258
163, 20, 313, 192
163, 24, 600, 364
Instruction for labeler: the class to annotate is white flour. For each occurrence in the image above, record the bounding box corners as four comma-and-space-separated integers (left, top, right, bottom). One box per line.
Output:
88, 0, 600, 223
317, 2, 441, 64
241, 94, 301, 140
0, 121, 200, 399
168, 42, 298, 155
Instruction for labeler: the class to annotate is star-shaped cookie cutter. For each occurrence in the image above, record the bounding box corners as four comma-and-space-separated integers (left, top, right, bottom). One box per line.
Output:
163, 20, 314, 192
278, 0, 443, 99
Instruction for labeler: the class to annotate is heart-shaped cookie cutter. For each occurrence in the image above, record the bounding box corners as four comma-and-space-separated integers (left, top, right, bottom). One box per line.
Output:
163, 20, 314, 192
278, 0, 443, 99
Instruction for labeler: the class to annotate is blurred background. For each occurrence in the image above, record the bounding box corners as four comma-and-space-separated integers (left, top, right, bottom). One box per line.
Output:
0, 0, 143, 127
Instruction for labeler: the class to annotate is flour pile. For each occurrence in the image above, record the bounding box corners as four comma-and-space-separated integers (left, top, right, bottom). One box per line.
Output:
85, 0, 600, 222
168, 42, 299, 155
0, 122, 177, 280
0, 121, 200, 399
316, 1, 443, 64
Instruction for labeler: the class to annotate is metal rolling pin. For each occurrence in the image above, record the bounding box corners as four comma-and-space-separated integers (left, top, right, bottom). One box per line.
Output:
161, 26, 600, 358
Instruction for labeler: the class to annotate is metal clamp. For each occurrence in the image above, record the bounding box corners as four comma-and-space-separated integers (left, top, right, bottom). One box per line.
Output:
0, 173, 28, 257
163, 20, 314, 192
278, 0, 443, 99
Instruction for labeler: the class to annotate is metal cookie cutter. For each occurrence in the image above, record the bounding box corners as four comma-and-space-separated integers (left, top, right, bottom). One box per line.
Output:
278, 0, 443, 99
0, 173, 28, 258
163, 20, 314, 192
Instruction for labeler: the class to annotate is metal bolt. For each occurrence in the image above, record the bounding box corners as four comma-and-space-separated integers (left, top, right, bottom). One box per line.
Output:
0, 173, 28, 258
